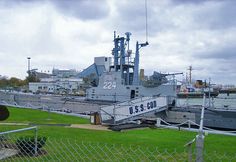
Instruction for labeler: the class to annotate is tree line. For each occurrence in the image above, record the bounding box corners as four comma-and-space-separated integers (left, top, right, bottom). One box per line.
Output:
0, 74, 39, 89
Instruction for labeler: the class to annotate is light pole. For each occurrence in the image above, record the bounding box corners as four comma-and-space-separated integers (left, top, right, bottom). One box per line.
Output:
27, 57, 31, 76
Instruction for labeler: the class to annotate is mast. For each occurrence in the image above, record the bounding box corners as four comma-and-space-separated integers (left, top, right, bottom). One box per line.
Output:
132, 0, 149, 86
113, 31, 119, 72
133, 42, 148, 85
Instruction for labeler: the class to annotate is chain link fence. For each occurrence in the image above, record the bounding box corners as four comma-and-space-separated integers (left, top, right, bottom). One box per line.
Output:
1, 127, 236, 162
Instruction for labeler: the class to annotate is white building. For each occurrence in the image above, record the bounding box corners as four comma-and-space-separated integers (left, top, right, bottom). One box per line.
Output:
29, 78, 83, 95
29, 82, 55, 93
52, 69, 78, 78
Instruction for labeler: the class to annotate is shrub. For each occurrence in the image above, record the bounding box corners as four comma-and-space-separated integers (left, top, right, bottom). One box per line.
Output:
16, 136, 47, 155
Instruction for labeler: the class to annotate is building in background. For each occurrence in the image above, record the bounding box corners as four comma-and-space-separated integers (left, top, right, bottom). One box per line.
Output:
28, 56, 111, 95
29, 78, 83, 95
52, 69, 79, 78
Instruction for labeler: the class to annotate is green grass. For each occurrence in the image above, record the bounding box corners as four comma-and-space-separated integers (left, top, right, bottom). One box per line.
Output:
1, 107, 236, 161
2, 107, 89, 124
1, 107, 236, 151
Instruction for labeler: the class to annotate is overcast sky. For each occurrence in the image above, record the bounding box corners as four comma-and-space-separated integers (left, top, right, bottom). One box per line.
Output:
0, 0, 235, 85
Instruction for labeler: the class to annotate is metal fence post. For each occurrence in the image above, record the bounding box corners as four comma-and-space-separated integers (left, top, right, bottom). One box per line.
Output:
113, 104, 116, 124
34, 126, 38, 156
188, 145, 192, 162
188, 120, 191, 130
196, 93, 206, 162
184, 138, 195, 162
196, 133, 204, 162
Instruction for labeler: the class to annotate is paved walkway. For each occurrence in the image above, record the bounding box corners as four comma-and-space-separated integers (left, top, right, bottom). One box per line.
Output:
0, 122, 28, 126
69, 124, 111, 131
0, 122, 110, 131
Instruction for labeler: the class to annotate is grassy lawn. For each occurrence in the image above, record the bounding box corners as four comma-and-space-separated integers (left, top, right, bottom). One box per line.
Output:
1, 106, 236, 161
2, 107, 89, 124
1, 107, 236, 151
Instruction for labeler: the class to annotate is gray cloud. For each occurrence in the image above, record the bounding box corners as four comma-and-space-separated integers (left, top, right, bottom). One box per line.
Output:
51, 0, 110, 20
107, 0, 150, 36
0, 0, 43, 8
110, 0, 236, 35
196, 45, 236, 60
0, 0, 110, 20
171, 0, 213, 5
192, 1, 236, 30
0, 0, 236, 84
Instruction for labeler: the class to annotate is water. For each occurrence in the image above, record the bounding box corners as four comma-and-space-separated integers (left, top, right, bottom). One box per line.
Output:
177, 93, 236, 109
